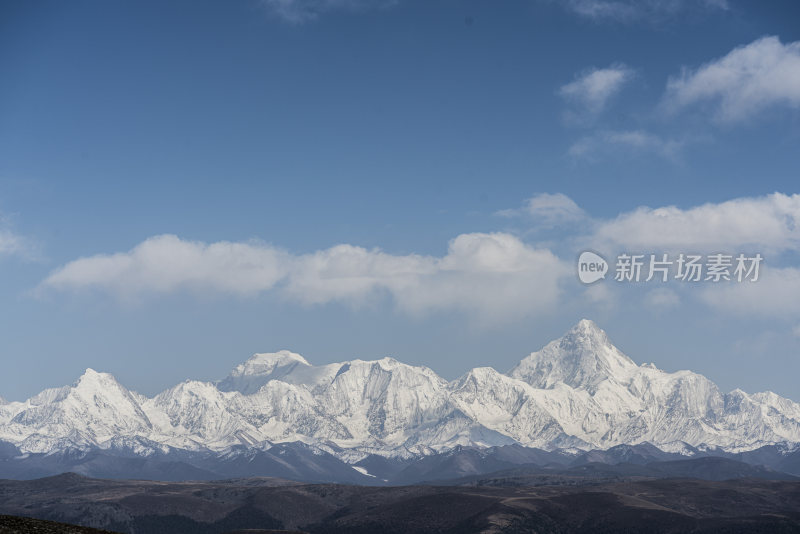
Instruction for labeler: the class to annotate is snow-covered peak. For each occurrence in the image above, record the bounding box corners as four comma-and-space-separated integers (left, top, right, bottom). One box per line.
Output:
462, 366, 502, 379
563, 319, 616, 350
230, 351, 310, 377
2, 319, 799, 457
75, 368, 121, 389
0, 367, 154, 452
452, 367, 507, 391
327, 357, 448, 394
156, 379, 235, 401
508, 319, 637, 390
218, 350, 312, 395
372, 356, 401, 368
342, 356, 437, 376
68, 369, 144, 410
66, 368, 145, 406
69, 368, 148, 407
571, 318, 606, 338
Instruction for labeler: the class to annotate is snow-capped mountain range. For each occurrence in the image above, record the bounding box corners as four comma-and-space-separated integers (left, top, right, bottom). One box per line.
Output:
2, 320, 799, 461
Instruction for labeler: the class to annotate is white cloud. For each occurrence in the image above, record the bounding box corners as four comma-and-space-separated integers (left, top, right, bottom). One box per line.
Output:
496, 191, 800, 319
495, 192, 800, 254
0, 214, 35, 260
559, 0, 728, 22
559, 65, 634, 115
582, 282, 618, 310
644, 287, 680, 309
700, 266, 800, 318
0, 229, 25, 257
283, 244, 431, 306
42, 235, 290, 299
260, 0, 396, 23
289, 233, 567, 319
41, 233, 568, 321
568, 130, 683, 159
264, 0, 729, 25
497, 193, 587, 226
792, 324, 800, 338
44, 192, 800, 323
663, 36, 800, 122
593, 192, 800, 253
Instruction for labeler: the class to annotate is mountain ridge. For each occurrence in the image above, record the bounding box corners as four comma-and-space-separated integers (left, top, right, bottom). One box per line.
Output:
1, 319, 799, 464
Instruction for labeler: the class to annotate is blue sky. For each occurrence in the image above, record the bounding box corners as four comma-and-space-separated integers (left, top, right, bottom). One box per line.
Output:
1, 0, 800, 402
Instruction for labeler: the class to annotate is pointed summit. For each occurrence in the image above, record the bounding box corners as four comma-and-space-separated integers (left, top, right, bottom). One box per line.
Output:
571, 318, 606, 337
508, 319, 637, 391
74, 368, 125, 390
70, 369, 145, 410
5, 367, 153, 451
78, 367, 103, 378
560, 319, 619, 355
